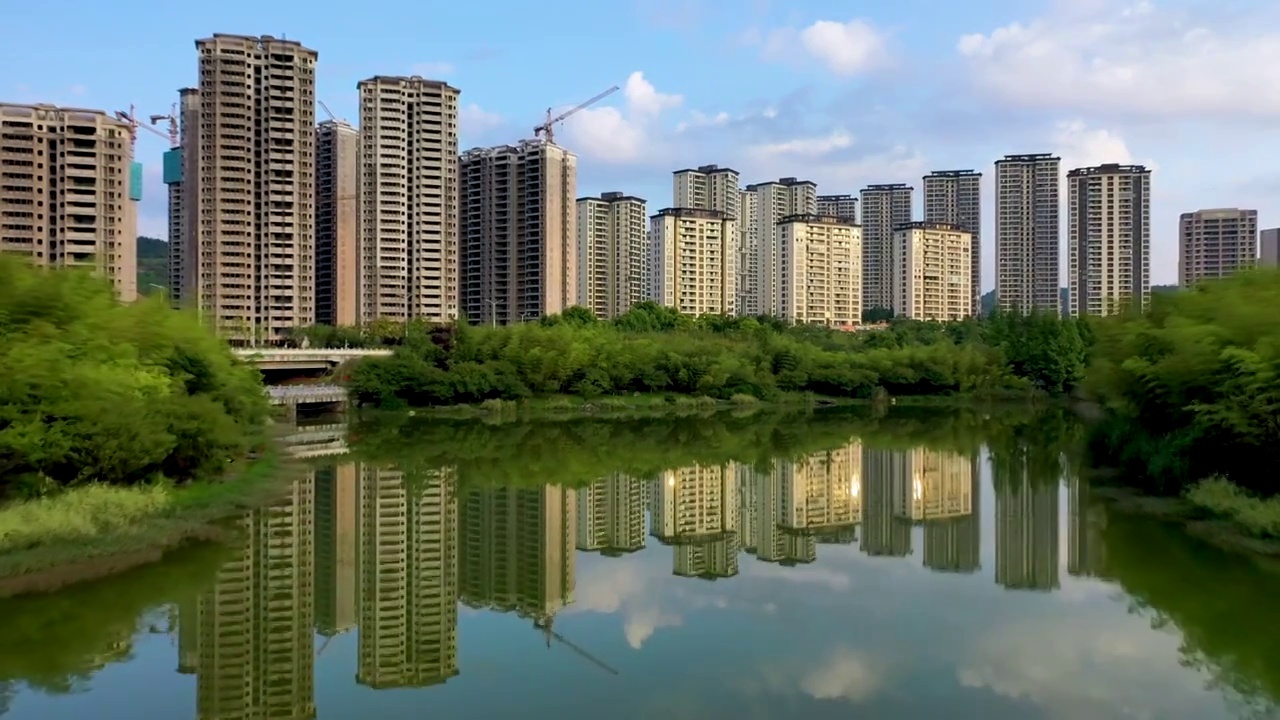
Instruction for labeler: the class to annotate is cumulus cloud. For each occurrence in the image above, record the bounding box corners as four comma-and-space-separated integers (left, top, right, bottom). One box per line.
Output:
566, 557, 685, 650
758, 19, 889, 77
956, 1, 1280, 119
460, 103, 503, 133
558, 71, 683, 165
800, 647, 884, 703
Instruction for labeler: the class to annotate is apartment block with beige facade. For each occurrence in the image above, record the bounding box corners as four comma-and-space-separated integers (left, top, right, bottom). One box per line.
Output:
575, 191, 647, 319
816, 194, 858, 223
923, 170, 982, 315
460, 139, 577, 325
190, 34, 318, 343
1067, 164, 1151, 317
1178, 208, 1258, 287
316, 119, 359, 326
357, 76, 460, 324
743, 177, 817, 316
776, 214, 862, 327
995, 153, 1061, 315
672, 164, 740, 220
648, 207, 737, 316
860, 183, 914, 313
0, 102, 138, 301
891, 221, 974, 321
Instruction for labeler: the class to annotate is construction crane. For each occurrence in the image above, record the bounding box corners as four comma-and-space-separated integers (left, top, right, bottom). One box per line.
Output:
148, 103, 179, 148
533, 85, 620, 145
115, 104, 170, 150
532, 615, 619, 676
318, 99, 353, 126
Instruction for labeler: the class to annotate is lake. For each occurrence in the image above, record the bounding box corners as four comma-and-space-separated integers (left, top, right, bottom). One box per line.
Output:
2, 407, 1278, 719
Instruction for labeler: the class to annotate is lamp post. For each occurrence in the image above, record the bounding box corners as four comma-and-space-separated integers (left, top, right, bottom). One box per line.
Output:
486, 299, 498, 328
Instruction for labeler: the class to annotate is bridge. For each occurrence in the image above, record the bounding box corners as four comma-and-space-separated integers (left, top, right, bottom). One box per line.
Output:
267, 384, 349, 423
282, 422, 349, 459
234, 348, 393, 371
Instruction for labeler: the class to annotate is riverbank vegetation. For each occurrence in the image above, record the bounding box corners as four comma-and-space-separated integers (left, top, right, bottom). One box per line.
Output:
1083, 269, 1280, 535
334, 302, 1089, 409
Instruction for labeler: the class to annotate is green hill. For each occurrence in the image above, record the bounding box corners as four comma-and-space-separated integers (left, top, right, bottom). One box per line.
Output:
980, 285, 1177, 314
137, 236, 166, 296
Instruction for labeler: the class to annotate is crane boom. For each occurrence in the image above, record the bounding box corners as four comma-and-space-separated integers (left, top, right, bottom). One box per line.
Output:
533, 85, 620, 145
318, 100, 336, 122
148, 103, 179, 148
533, 616, 619, 676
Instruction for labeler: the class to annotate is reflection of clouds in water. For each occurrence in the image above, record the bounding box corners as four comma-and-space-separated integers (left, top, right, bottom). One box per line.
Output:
567, 559, 685, 649
742, 561, 852, 590
957, 615, 1215, 719
800, 647, 884, 702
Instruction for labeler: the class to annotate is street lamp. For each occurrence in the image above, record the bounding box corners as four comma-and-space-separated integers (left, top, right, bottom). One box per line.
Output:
486, 299, 498, 328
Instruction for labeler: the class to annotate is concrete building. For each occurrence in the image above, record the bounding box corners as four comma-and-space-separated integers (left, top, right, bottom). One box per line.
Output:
923, 170, 983, 315
315, 119, 359, 326
653, 463, 741, 579
167, 88, 200, 308
190, 34, 318, 343
648, 207, 737, 316
575, 191, 647, 319
995, 154, 1061, 315
357, 76, 460, 324
742, 177, 817, 316
576, 474, 646, 555
891, 221, 973, 322
995, 470, 1059, 592
0, 102, 138, 301
1262, 228, 1280, 268
672, 164, 740, 220
1178, 208, 1258, 287
860, 184, 914, 313
1068, 164, 1152, 317
816, 194, 858, 222
776, 214, 862, 327
737, 188, 758, 314
460, 139, 577, 325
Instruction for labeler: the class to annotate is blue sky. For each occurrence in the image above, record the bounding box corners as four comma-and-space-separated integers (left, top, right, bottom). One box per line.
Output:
6, 0, 1279, 287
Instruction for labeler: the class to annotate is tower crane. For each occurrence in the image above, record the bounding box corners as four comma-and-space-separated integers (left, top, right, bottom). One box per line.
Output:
318, 99, 351, 125
533, 85, 620, 145
532, 615, 619, 676
148, 103, 179, 148
115, 105, 170, 149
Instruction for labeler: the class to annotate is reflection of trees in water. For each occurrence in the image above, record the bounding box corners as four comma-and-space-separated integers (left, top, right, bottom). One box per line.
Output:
0, 681, 12, 716
1097, 508, 1280, 719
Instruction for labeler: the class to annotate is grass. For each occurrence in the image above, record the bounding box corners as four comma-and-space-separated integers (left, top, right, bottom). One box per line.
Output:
1186, 476, 1280, 540
0, 451, 287, 581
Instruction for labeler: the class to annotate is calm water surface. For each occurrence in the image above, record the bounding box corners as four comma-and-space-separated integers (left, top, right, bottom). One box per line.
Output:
2, 409, 1279, 720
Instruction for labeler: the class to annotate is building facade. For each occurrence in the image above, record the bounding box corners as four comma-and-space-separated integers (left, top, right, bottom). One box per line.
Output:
816, 194, 858, 223
994, 154, 1060, 315
1262, 228, 1280, 268
860, 184, 914, 313
776, 214, 862, 327
167, 87, 200, 308
315, 119, 359, 326
1067, 164, 1152, 317
923, 170, 982, 315
649, 207, 737, 316
0, 102, 138, 301
891, 221, 973, 322
575, 191, 647, 319
1178, 208, 1258, 287
743, 177, 817, 316
357, 75, 460, 323
190, 34, 318, 343
460, 139, 577, 325
672, 164, 740, 220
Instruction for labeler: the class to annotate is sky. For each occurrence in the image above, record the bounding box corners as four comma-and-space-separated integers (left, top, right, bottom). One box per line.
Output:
5, 0, 1279, 288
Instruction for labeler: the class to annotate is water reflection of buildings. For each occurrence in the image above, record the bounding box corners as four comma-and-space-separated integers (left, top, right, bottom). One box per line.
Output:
994, 456, 1060, 591
652, 464, 740, 579
577, 474, 646, 556
1068, 475, 1105, 578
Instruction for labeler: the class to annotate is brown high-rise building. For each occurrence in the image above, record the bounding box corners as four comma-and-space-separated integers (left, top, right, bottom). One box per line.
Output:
189, 33, 317, 343
460, 139, 577, 325
0, 102, 138, 301
316, 119, 359, 326
860, 183, 914, 313
1178, 208, 1258, 287
166, 88, 200, 308
357, 76, 460, 324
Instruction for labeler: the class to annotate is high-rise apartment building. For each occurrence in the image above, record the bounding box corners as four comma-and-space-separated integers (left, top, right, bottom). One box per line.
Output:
460, 139, 577, 325
816, 194, 858, 222
860, 184, 914, 313
672, 164, 740, 219
575, 191, 647, 319
649, 207, 737, 316
1262, 228, 1280, 268
742, 177, 817, 316
1067, 164, 1152, 317
190, 34, 318, 343
995, 154, 1060, 315
315, 119, 359, 326
923, 170, 982, 315
737, 188, 758, 314
167, 88, 199, 308
891, 221, 973, 322
357, 75, 460, 324
776, 214, 862, 327
1178, 208, 1258, 287
0, 102, 138, 301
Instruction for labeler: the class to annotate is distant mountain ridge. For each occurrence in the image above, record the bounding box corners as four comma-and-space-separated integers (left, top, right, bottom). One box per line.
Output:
137, 236, 166, 296
980, 285, 1178, 314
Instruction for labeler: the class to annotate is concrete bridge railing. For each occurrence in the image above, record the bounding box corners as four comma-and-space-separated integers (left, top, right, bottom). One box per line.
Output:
235, 348, 393, 368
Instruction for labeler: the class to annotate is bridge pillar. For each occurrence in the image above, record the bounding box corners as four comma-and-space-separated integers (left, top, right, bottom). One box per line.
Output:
281, 402, 297, 424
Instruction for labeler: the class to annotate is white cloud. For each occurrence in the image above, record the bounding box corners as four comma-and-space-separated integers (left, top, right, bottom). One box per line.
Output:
957, 1, 1280, 119
566, 557, 685, 650
748, 130, 854, 159
1051, 120, 1162, 174
68, 84, 87, 97
760, 19, 888, 76
460, 103, 503, 133
558, 71, 683, 164
412, 61, 455, 77
800, 647, 884, 703
675, 110, 730, 133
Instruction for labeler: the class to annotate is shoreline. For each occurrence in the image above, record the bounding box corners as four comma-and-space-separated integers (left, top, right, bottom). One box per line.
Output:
1090, 483, 1280, 560
0, 448, 294, 598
